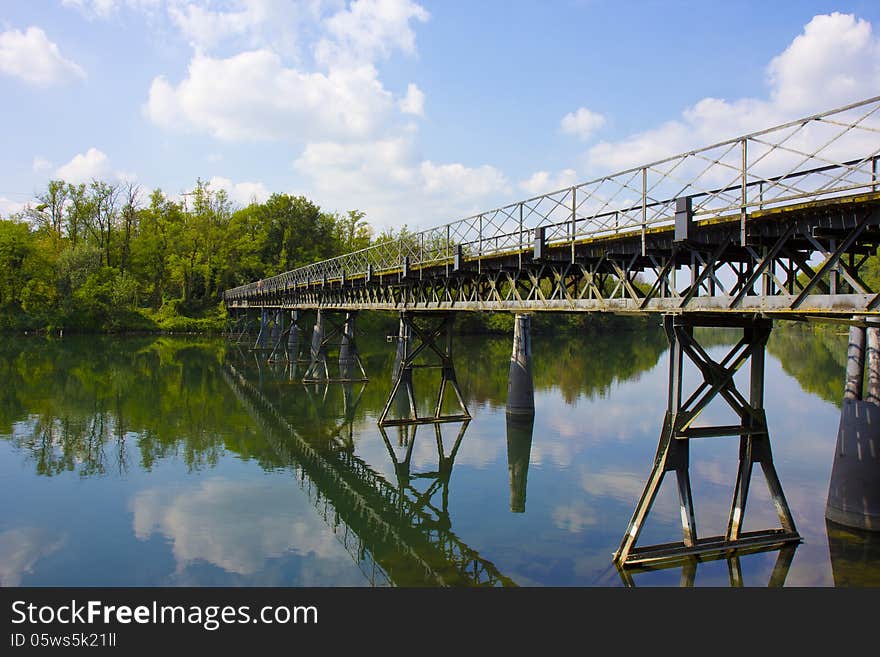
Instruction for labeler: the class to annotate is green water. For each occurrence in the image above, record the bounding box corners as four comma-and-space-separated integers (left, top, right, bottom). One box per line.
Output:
1, 320, 877, 586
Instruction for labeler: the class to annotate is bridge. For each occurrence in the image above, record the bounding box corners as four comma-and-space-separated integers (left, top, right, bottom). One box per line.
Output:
223, 96, 880, 573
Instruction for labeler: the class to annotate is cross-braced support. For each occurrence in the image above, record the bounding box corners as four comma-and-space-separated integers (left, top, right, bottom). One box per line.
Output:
302, 310, 368, 383
614, 314, 801, 568
378, 312, 471, 426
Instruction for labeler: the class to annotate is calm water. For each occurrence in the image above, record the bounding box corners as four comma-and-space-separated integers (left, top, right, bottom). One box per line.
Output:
1, 321, 878, 587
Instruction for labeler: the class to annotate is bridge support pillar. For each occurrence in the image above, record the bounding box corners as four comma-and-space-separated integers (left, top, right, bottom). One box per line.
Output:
267, 310, 286, 362
303, 310, 368, 383
393, 315, 412, 381
255, 308, 269, 350
506, 313, 534, 416
304, 310, 328, 381
287, 310, 302, 362
338, 312, 359, 380
613, 314, 800, 568
826, 318, 880, 531
506, 414, 534, 513
379, 313, 471, 426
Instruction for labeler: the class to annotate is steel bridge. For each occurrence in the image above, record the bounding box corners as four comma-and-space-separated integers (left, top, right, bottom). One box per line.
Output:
223, 96, 880, 575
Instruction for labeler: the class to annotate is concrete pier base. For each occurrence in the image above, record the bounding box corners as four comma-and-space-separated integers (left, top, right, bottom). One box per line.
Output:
826, 321, 880, 531
506, 314, 534, 416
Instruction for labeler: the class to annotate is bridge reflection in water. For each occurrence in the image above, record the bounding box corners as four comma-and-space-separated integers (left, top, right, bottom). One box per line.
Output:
221, 347, 516, 587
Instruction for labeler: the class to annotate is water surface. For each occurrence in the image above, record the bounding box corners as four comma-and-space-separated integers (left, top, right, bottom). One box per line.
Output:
1, 321, 877, 586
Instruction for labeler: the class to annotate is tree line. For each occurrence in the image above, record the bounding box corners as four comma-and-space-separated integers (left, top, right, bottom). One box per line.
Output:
0, 178, 373, 331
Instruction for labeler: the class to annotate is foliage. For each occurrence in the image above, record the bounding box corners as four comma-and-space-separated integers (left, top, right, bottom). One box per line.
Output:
0, 178, 373, 332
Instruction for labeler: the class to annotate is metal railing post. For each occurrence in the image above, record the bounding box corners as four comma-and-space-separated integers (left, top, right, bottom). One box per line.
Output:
518, 203, 523, 269
478, 214, 483, 274
741, 138, 748, 245
570, 187, 576, 263
641, 167, 647, 256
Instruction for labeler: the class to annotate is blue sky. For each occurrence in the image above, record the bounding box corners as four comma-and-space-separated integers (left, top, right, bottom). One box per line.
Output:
1, 0, 879, 231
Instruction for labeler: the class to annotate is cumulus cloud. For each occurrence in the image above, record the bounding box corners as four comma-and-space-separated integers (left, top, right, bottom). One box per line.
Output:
55, 148, 133, 184
0, 26, 85, 86
560, 107, 605, 140
146, 50, 395, 141
293, 136, 510, 230
55, 148, 112, 184
0, 197, 27, 218
316, 0, 429, 67
208, 175, 270, 206
166, 0, 316, 57
399, 82, 425, 116
519, 169, 579, 195
585, 12, 880, 174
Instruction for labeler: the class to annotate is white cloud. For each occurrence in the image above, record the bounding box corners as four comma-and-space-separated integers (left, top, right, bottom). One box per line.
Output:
0, 197, 27, 218
585, 13, 880, 175
560, 107, 605, 140
315, 0, 429, 67
55, 148, 133, 184
55, 148, 111, 184
519, 169, 579, 195
32, 157, 53, 172
294, 136, 510, 230
146, 50, 395, 141
208, 176, 270, 206
420, 161, 509, 198
169, 2, 263, 50
768, 12, 880, 114
0, 26, 85, 86
399, 82, 424, 116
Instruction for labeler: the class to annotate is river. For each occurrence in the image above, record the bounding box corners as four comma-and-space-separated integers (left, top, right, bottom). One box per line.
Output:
1, 319, 878, 586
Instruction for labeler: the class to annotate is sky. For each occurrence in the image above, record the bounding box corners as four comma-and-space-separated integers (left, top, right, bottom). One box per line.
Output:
1, 0, 879, 232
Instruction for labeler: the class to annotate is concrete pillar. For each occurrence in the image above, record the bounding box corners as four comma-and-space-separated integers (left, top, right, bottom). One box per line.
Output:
287, 310, 301, 361
506, 414, 534, 513
866, 322, 880, 405
844, 323, 866, 400
506, 314, 534, 415
270, 309, 282, 347
259, 308, 269, 349
306, 310, 327, 380
339, 312, 357, 379
826, 318, 880, 531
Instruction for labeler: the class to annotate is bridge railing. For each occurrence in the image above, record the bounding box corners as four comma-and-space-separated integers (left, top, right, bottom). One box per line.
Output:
225, 95, 880, 301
